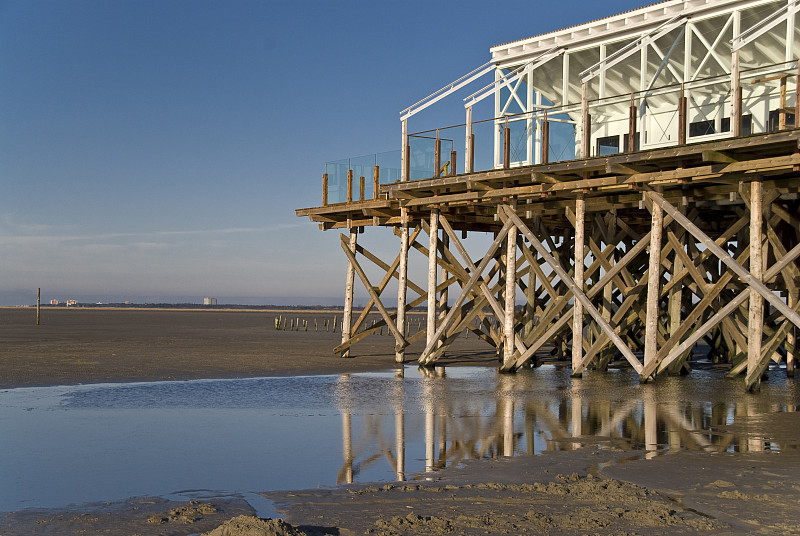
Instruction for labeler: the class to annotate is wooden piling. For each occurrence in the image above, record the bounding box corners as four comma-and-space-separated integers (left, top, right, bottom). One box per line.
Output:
36, 288, 40, 326
746, 179, 764, 390
571, 194, 585, 375
427, 209, 439, 347
342, 229, 357, 357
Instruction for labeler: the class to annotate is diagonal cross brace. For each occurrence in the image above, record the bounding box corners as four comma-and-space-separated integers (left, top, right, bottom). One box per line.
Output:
418, 218, 515, 365
500, 205, 644, 374
340, 237, 407, 350
643, 239, 800, 379
437, 214, 529, 356
648, 190, 800, 330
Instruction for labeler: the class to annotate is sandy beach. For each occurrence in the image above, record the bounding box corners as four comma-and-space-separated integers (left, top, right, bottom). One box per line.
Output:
1, 307, 799, 535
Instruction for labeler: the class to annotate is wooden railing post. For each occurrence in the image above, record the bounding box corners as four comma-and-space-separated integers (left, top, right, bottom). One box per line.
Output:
346, 170, 353, 203
359, 176, 365, 201
373, 165, 379, 200
322, 173, 328, 206
434, 130, 441, 178
450, 150, 457, 176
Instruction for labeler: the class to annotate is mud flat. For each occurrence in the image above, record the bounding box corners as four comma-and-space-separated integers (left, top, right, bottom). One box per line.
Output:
3, 445, 799, 535
0, 307, 498, 388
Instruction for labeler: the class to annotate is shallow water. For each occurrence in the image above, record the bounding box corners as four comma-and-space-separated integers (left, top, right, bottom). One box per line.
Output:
1, 365, 798, 513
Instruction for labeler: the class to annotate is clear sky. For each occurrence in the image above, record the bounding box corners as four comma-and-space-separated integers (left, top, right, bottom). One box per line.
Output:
1, 0, 646, 306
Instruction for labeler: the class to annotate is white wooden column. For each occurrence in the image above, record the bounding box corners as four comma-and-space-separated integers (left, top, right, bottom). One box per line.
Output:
572, 194, 585, 374
644, 193, 663, 370
427, 209, 439, 347
747, 179, 764, 387
465, 106, 473, 174
503, 218, 518, 367
341, 228, 357, 358
396, 209, 409, 363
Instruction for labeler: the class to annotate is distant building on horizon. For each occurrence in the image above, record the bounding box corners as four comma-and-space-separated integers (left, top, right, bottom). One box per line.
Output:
203, 297, 217, 306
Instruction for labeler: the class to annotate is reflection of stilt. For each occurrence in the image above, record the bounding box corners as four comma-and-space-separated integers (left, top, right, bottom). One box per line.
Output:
571, 395, 582, 450
342, 412, 353, 484
644, 393, 657, 459
503, 397, 514, 456
395, 410, 405, 481
426, 408, 435, 472
438, 412, 447, 466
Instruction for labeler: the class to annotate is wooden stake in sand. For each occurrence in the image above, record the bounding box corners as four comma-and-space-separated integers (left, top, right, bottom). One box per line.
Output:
37, 288, 41, 326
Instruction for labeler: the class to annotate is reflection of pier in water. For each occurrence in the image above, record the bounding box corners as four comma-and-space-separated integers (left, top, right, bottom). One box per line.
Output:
336, 368, 797, 484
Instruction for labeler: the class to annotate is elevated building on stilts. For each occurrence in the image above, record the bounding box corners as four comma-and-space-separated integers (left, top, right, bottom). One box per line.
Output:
297, 0, 800, 390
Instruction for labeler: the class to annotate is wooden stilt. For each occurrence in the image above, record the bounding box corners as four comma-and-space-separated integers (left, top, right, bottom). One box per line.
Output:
396, 209, 409, 363
503, 221, 518, 369
427, 209, 439, 347
572, 193, 585, 376
746, 179, 764, 390
643, 191, 663, 376
341, 228, 357, 358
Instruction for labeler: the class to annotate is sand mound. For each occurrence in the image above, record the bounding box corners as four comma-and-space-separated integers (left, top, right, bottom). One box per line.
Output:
203, 515, 307, 536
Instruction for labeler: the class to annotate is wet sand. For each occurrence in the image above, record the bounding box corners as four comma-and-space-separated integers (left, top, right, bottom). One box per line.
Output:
0, 307, 499, 388
2, 307, 799, 535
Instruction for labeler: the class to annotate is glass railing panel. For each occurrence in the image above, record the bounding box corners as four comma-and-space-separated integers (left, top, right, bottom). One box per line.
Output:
545, 107, 578, 163
325, 159, 349, 204
741, 61, 797, 134
349, 154, 376, 200
507, 114, 532, 165
683, 80, 731, 143
376, 150, 401, 185
471, 118, 499, 173
408, 134, 436, 180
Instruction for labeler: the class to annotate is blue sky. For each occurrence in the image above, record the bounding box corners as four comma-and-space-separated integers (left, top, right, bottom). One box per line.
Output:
0, 0, 645, 306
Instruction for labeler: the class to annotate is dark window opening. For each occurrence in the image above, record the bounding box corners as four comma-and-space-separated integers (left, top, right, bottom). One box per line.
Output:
769, 109, 796, 131
596, 135, 619, 156
623, 132, 640, 152
721, 115, 752, 136
689, 120, 715, 137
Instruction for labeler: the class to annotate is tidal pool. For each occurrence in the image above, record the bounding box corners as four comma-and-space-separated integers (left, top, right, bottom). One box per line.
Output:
1, 365, 798, 514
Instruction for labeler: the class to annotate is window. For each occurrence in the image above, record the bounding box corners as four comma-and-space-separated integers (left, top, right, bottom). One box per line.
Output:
720, 115, 752, 136
623, 132, 640, 152
768, 109, 795, 131
596, 135, 619, 156
689, 120, 715, 137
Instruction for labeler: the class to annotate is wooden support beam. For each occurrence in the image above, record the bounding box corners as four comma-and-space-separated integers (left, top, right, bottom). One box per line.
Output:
341, 229, 357, 358
418, 218, 514, 365
500, 206, 643, 373
396, 209, 409, 363
427, 209, 439, 347
649, 229, 800, 379
647, 190, 800, 331
503, 222, 518, 369
643, 193, 663, 373
572, 194, 585, 375
746, 179, 764, 390
340, 235, 407, 350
